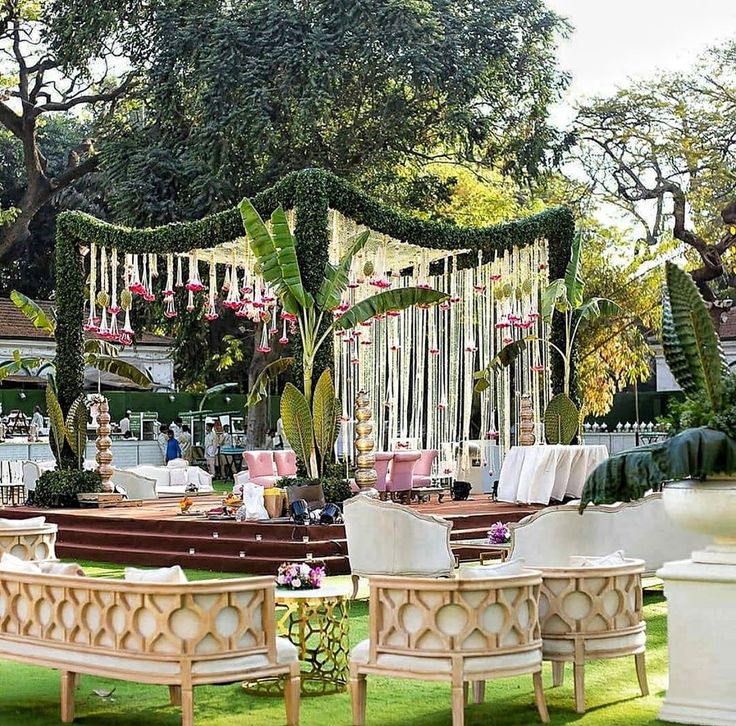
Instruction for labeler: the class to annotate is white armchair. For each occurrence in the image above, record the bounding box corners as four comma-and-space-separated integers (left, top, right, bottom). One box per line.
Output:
343, 495, 455, 598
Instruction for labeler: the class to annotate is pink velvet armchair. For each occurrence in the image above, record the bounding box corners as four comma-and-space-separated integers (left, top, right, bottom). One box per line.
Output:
242, 451, 279, 487
374, 452, 393, 495
274, 450, 297, 478
386, 451, 421, 502
412, 449, 437, 488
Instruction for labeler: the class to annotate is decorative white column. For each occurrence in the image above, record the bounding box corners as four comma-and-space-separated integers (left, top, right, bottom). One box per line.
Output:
659, 559, 736, 725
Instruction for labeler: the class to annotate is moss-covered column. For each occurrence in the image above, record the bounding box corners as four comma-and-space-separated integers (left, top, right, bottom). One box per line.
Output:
546, 208, 576, 400
293, 168, 333, 387
54, 216, 85, 413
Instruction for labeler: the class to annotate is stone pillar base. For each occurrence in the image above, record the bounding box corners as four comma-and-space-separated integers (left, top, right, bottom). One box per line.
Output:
659, 559, 736, 725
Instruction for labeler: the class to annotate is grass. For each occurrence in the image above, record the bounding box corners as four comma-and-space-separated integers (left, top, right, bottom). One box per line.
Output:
0, 561, 670, 725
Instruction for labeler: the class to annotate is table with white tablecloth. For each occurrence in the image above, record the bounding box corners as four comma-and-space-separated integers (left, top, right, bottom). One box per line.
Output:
497, 444, 608, 505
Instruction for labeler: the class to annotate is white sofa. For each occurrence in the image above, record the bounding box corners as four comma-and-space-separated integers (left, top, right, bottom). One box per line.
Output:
0, 570, 300, 725
128, 463, 213, 497
343, 495, 455, 598
110, 469, 158, 500
508, 493, 710, 575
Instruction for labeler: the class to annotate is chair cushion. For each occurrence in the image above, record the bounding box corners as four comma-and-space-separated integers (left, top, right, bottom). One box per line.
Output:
412, 476, 432, 487
0, 516, 46, 529
250, 476, 280, 487
124, 565, 188, 584
458, 559, 526, 579
38, 562, 85, 577
166, 459, 189, 469
568, 550, 626, 567
350, 639, 542, 675
0, 552, 42, 573
192, 637, 298, 675
543, 629, 646, 657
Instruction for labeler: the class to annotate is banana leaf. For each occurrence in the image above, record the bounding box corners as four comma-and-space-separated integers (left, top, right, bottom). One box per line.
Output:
664, 262, 726, 410
333, 287, 448, 330
10, 290, 55, 335
65, 395, 88, 461
580, 427, 736, 510
46, 384, 66, 464
198, 382, 238, 410
541, 278, 569, 321
280, 383, 317, 477
0, 354, 43, 381
86, 355, 153, 389
246, 357, 294, 408
564, 231, 585, 309
239, 199, 301, 314
473, 339, 532, 393
577, 297, 621, 320
271, 206, 309, 309
317, 230, 370, 311
312, 369, 339, 469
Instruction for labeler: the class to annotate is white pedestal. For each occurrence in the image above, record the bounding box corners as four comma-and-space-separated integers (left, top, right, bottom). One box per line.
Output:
659, 559, 736, 725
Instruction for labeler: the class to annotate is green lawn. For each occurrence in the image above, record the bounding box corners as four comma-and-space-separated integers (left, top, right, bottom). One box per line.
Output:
0, 562, 671, 725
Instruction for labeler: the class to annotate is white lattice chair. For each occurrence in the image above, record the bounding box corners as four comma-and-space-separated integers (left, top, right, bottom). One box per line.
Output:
343, 495, 455, 598
507, 493, 710, 575
350, 572, 549, 726
537, 558, 648, 713
0, 572, 300, 725
0, 516, 57, 561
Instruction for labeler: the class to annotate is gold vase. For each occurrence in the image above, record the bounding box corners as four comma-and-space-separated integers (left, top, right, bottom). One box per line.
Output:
354, 390, 378, 496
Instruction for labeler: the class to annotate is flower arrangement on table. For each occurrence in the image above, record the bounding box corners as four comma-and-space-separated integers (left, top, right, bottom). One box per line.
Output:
276, 562, 325, 590
179, 496, 193, 513
488, 521, 511, 545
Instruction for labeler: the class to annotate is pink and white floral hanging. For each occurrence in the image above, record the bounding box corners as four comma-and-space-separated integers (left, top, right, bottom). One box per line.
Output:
186, 251, 205, 293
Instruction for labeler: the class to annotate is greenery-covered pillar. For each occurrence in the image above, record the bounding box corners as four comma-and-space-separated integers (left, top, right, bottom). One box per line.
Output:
54, 216, 85, 414
293, 168, 333, 388
546, 208, 576, 401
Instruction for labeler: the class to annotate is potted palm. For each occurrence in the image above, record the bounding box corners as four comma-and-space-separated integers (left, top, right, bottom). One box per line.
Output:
581, 262, 736, 563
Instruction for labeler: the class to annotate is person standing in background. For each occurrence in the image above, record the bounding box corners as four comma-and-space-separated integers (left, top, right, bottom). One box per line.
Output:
219, 423, 233, 477
165, 429, 182, 463
157, 424, 169, 461
178, 424, 192, 462
119, 410, 131, 436
170, 416, 183, 439
204, 422, 220, 477
30, 405, 44, 431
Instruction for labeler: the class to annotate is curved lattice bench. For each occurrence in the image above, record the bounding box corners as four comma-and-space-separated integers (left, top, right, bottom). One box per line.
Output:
0, 517, 57, 561
0, 572, 300, 725
537, 558, 648, 713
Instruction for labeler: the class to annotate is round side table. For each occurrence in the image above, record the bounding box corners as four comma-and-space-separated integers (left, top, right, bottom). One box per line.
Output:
243, 584, 351, 697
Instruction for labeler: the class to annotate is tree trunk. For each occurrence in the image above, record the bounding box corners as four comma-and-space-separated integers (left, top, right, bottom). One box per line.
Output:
246, 342, 270, 449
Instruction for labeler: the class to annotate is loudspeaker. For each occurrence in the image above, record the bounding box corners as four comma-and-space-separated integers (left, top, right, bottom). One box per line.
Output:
451, 481, 472, 501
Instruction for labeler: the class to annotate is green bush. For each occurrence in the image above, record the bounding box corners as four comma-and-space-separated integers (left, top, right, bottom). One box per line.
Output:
34, 469, 102, 508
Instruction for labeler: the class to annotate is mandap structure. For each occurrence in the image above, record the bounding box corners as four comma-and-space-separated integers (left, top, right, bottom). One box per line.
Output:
54, 168, 574, 470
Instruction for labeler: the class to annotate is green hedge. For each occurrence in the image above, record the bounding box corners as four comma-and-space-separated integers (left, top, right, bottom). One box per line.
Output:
54, 168, 574, 424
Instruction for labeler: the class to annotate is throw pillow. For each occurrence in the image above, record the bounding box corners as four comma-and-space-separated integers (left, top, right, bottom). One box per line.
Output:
0, 552, 42, 573
568, 550, 626, 567
0, 516, 46, 529
38, 561, 86, 577
124, 565, 188, 583
458, 558, 526, 579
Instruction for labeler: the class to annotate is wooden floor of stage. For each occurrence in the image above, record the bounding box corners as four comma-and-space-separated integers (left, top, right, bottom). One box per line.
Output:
0, 495, 541, 575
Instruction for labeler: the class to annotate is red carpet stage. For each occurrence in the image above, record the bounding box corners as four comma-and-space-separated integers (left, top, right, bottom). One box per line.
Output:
0, 496, 539, 574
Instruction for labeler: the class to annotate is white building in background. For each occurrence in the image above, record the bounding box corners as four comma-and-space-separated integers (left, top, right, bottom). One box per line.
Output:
0, 298, 175, 390
652, 312, 736, 391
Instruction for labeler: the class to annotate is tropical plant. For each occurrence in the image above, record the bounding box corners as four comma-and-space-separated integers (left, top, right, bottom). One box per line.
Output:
473, 231, 621, 443
34, 469, 102, 508
238, 198, 447, 405
279, 369, 340, 479
581, 263, 736, 508
0, 291, 153, 389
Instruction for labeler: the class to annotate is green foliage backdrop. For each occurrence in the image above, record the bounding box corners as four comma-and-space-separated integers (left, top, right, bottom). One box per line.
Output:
54, 168, 574, 413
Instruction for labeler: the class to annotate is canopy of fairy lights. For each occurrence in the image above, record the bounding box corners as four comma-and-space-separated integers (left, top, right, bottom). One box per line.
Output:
54, 169, 574, 474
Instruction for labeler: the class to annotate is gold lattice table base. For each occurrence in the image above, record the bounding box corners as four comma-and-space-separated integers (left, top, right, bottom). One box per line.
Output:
242, 586, 350, 697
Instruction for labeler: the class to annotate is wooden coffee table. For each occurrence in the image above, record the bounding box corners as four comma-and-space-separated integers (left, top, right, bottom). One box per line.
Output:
451, 539, 511, 565
410, 484, 451, 504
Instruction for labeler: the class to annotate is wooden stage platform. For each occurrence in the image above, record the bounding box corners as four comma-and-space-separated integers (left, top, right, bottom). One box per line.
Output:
0, 496, 540, 575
